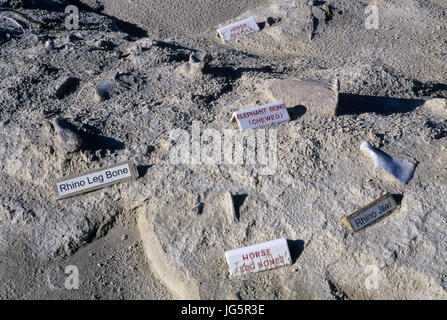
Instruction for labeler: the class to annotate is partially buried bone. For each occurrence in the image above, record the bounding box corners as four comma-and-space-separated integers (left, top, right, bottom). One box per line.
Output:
224, 192, 238, 222
179, 51, 212, 78
264, 78, 339, 115
360, 141, 415, 184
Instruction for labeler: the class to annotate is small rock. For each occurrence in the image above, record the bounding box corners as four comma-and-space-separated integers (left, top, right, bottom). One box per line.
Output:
125, 38, 154, 55
189, 60, 206, 77
266, 17, 281, 26
109, 70, 119, 80
44, 40, 54, 50
92, 39, 114, 50
93, 39, 106, 48
51, 118, 83, 154
360, 141, 416, 184
122, 234, 128, 240
179, 62, 191, 74
94, 80, 115, 102
424, 98, 447, 116
134, 38, 155, 51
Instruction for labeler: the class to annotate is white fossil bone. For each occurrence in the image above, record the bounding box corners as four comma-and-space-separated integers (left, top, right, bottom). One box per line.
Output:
360, 141, 416, 184
225, 192, 238, 222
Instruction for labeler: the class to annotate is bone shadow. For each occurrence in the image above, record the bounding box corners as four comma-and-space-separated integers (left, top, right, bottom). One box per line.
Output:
1, 0, 61, 10
337, 93, 425, 115
287, 105, 307, 121
233, 194, 247, 221
55, 77, 80, 100
4, 1, 148, 37
68, 0, 148, 38
79, 132, 125, 157
412, 80, 447, 98
310, 14, 319, 40
287, 239, 305, 264
205, 66, 276, 81
393, 194, 404, 206
257, 17, 282, 31
136, 164, 153, 178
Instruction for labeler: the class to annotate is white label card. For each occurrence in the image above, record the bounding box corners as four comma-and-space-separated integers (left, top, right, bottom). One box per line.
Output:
344, 194, 398, 232
232, 101, 290, 131
54, 161, 138, 199
217, 17, 260, 42
225, 238, 292, 276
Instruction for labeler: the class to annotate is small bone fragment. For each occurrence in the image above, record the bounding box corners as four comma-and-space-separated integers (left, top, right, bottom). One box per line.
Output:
225, 192, 238, 222
4, 9, 43, 29
109, 70, 119, 80
52, 118, 83, 154
360, 141, 416, 184
0, 15, 24, 29
179, 52, 211, 78
264, 78, 339, 115
227, 292, 242, 300
424, 98, 447, 116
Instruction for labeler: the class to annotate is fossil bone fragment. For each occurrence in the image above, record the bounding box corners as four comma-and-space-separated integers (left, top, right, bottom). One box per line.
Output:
225, 192, 238, 222
264, 78, 339, 115
360, 141, 416, 184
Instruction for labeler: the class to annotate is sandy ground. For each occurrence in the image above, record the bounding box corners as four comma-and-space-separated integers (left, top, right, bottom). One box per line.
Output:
78, 0, 272, 38
0, 0, 446, 299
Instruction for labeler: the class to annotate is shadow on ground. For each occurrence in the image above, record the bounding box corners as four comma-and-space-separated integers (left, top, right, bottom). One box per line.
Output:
206, 65, 278, 81
137, 164, 153, 178
287, 239, 305, 264
288, 105, 307, 121
79, 131, 125, 157
337, 94, 425, 115
233, 194, 248, 221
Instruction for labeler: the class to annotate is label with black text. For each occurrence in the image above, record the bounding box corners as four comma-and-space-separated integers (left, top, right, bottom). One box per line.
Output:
54, 161, 138, 199
343, 194, 398, 232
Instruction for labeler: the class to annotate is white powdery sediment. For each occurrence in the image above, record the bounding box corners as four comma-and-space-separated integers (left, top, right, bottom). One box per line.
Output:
360, 141, 415, 184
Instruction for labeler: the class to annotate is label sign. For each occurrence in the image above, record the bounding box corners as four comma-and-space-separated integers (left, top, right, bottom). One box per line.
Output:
343, 194, 398, 232
217, 17, 260, 42
54, 161, 138, 199
225, 238, 291, 276
231, 101, 290, 131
